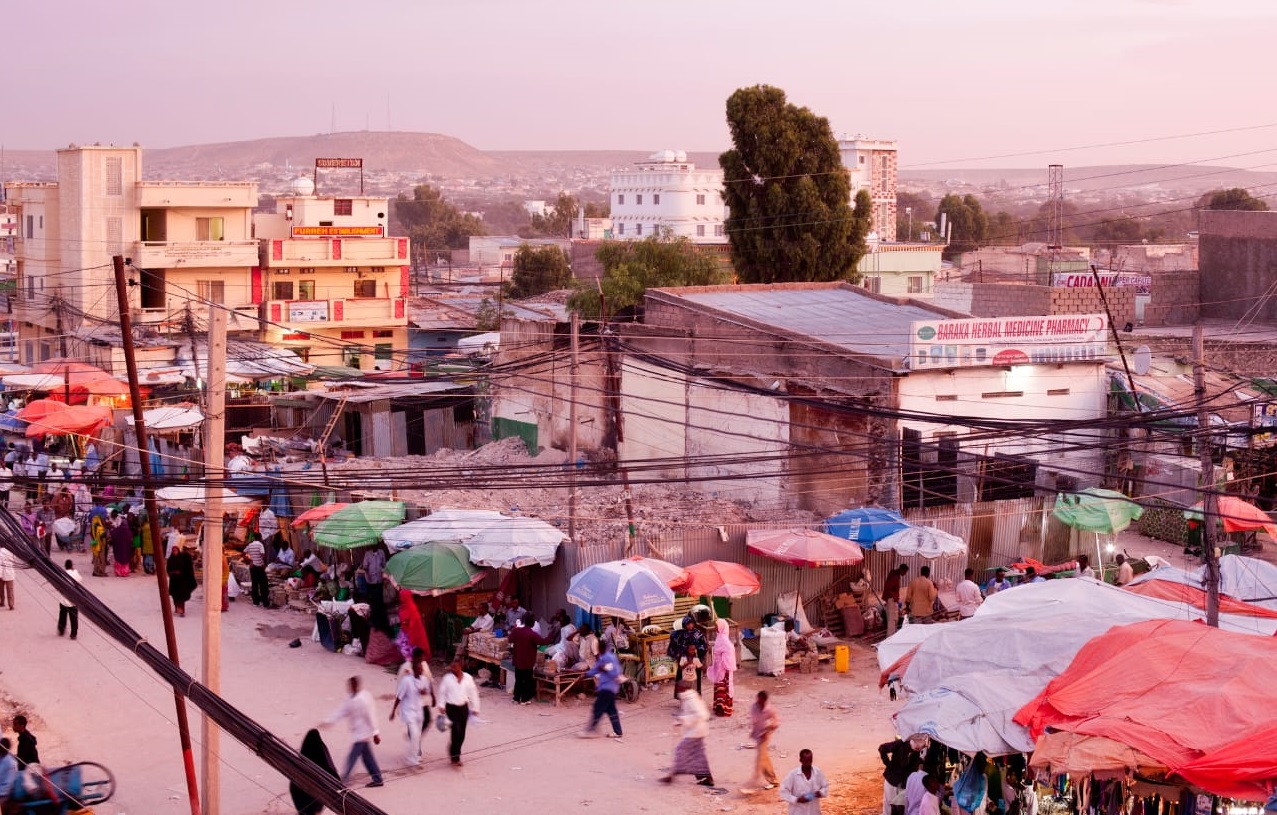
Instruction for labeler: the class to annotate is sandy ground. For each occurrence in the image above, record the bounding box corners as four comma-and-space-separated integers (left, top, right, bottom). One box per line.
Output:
2, 526, 1259, 815
0, 553, 898, 815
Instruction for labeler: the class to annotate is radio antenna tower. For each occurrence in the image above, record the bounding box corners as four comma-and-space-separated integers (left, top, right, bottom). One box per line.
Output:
1047, 164, 1064, 250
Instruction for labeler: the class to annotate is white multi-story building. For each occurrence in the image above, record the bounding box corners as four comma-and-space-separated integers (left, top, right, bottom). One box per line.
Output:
838, 136, 898, 242
609, 150, 725, 244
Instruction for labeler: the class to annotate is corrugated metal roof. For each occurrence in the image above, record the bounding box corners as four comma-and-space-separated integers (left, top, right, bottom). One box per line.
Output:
667, 286, 942, 361
307, 381, 468, 403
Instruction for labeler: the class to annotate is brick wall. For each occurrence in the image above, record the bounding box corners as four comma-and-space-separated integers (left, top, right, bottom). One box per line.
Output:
1143, 269, 1200, 327
932, 282, 1051, 317
1200, 211, 1277, 320
1049, 286, 1136, 326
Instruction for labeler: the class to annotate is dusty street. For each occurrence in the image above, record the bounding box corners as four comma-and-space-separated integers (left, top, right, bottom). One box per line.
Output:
0, 551, 897, 815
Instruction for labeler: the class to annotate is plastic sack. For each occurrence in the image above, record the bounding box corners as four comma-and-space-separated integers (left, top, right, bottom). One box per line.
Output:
226, 574, 241, 598
954, 760, 988, 814
758, 626, 786, 676
436, 714, 450, 732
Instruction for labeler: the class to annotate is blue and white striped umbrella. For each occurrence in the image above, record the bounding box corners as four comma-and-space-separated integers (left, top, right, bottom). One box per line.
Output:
566, 559, 676, 620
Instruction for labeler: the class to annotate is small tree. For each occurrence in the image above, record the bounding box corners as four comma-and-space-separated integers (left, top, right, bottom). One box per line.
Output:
1201, 188, 1269, 212
395, 184, 486, 250
529, 192, 578, 237
937, 193, 989, 253
505, 244, 571, 299
567, 235, 732, 317
474, 298, 501, 331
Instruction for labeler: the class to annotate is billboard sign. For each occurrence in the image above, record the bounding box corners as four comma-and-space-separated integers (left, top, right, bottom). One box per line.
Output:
291, 225, 384, 238
315, 158, 363, 169
910, 314, 1109, 369
1053, 271, 1152, 295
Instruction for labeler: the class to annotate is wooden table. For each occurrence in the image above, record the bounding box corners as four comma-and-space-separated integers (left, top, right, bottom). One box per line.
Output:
467, 652, 510, 686
535, 668, 590, 707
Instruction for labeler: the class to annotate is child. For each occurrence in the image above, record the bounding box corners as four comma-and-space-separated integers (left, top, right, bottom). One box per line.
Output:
678, 644, 703, 689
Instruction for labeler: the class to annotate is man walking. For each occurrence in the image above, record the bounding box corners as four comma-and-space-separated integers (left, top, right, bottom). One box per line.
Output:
741, 690, 781, 793
883, 565, 907, 634
58, 559, 81, 639
436, 659, 480, 766
580, 639, 624, 740
322, 676, 384, 788
0, 547, 14, 611
781, 749, 829, 814
389, 656, 431, 766
243, 534, 269, 608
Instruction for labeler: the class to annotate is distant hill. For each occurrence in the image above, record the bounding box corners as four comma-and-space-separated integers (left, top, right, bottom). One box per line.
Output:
490, 149, 722, 174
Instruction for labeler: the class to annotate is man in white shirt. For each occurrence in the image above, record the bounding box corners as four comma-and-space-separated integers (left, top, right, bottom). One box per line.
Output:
904, 766, 929, 815
57, 559, 82, 639
1115, 554, 1134, 586
0, 547, 15, 611
457, 602, 494, 659
781, 749, 829, 814
920, 775, 942, 815
243, 535, 270, 608
322, 676, 383, 787
1076, 554, 1096, 580
955, 568, 984, 619
0, 463, 12, 510
389, 656, 432, 766
436, 659, 481, 766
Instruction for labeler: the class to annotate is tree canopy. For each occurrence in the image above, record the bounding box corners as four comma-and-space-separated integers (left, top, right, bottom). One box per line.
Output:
937, 194, 989, 253
719, 85, 867, 284
395, 184, 486, 249
529, 192, 578, 238
505, 244, 572, 299
1200, 188, 1269, 212
567, 234, 732, 317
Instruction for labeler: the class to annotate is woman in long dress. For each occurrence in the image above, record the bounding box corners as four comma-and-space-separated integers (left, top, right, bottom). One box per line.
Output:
290, 728, 338, 815
109, 511, 133, 577
167, 544, 198, 617
707, 618, 737, 717
660, 682, 715, 787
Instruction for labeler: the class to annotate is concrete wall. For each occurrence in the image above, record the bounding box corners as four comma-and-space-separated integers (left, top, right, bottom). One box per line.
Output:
1049, 286, 1136, 327
1200, 210, 1277, 320
932, 281, 1136, 326
1142, 269, 1200, 327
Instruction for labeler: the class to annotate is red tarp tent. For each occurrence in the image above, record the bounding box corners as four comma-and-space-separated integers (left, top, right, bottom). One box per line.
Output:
1124, 580, 1277, 619
1016, 618, 1277, 800
24, 405, 112, 438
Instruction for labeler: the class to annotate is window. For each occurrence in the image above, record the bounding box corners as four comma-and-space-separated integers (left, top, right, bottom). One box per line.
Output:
342, 347, 362, 369
617, 194, 624, 205
907, 276, 924, 294
1047, 388, 1071, 396
197, 280, 225, 304
372, 330, 394, 338
858, 155, 865, 165
373, 343, 393, 365
635, 194, 643, 205
653, 194, 660, 205
636, 223, 643, 236
617, 223, 625, 235
106, 217, 123, 255
333, 199, 353, 216
696, 225, 705, 237
25, 216, 32, 239
196, 217, 224, 241
340, 330, 366, 339
981, 391, 1025, 399
713, 224, 724, 237
273, 281, 294, 301
298, 280, 315, 300
105, 157, 123, 195
935, 395, 957, 402
37, 216, 42, 230
353, 279, 377, 298
696, 194, 706, 205
863, 276, 882, 294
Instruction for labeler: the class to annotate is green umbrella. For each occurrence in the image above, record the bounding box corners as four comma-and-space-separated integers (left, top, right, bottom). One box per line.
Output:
312, 501, 406, 550
385, 543, 486, 596
1052, 488, 1144, 534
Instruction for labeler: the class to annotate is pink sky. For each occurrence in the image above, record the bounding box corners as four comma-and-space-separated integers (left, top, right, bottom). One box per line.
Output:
6, 0, 1276, 168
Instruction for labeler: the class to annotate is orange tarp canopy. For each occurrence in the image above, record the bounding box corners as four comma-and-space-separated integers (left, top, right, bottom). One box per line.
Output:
1125, 579, 1277, 619
24, 404, 112, 438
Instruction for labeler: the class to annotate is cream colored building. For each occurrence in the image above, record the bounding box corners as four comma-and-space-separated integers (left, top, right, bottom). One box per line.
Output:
253, 180, 409, 371
610, 150, 726, 243
857, 244, 943, 296
5, 145, 258, 364
838, 136, 898, 242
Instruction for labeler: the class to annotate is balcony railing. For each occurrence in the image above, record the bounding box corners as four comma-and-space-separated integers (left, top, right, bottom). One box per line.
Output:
133, 241, 259, 269
268, 237, 407, 265
264, 297, 406, 328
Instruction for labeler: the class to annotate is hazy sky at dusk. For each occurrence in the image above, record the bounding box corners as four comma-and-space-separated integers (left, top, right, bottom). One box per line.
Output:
7, 0, 1277, 168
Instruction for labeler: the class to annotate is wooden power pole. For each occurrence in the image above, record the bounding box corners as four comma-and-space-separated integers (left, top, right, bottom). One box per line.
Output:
113, 255, 202, 814
568, 312, 579, 544
202, 303, 227, 815
1193, 322, 1221, 627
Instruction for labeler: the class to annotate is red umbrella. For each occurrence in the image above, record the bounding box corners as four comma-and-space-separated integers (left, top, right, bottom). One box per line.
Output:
24, 405, 112, 438
291, 502, 350, 528
683, 560, 761, 598
745, 528, 865, 567
17, 399, 68, 423
627, 556, 690, 591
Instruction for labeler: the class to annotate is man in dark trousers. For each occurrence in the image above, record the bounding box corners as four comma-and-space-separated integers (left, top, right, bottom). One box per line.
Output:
12, 715, 38, 769
509, 612, 547, 704
436, 659, 481, 766
878, 737, 921, 815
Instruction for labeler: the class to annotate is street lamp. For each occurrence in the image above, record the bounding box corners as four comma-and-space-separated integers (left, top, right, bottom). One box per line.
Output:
906, 207, 913, 242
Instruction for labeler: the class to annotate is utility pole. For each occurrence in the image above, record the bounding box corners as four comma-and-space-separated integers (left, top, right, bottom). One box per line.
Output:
568, 312, 579, 544
113, 255, 202, 815
54, 293, 69, 404
596, 287, 637, 555
1193, 322, 1221, 627
201, 302, 227, 815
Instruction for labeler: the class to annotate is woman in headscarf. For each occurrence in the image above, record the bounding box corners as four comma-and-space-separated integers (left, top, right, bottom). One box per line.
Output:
707, 617, 737, 717
659, 681, 715, 787
109, 510, 134, 577
167, 542, 198, 617
290, 728, 338, 815
89, 511, 110, 577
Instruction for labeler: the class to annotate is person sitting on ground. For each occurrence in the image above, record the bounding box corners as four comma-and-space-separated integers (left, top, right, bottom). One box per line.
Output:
574, 624, 600, 669
1076, 554, 1095, 580
266, 538, 296, 576
298, 549, 328, 588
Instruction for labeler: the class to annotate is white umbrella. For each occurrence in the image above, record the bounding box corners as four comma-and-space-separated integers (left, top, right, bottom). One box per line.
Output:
874, 526, 968, 559
462, 517, 565, 568
126, 407, 205, 431
3, 373, 65, 390
382, 508, 510, 551
156, 485, 259, 512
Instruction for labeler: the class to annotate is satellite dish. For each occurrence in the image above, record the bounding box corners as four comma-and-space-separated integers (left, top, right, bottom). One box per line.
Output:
1131, 345, 1151, 376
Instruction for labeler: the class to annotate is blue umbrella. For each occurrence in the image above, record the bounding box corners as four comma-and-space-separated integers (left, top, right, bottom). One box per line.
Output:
566, 559, 676, 620
824, 507, 911, 548
0, 410, 26, 433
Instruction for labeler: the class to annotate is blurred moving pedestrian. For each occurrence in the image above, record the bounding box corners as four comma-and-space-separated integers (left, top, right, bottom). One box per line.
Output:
741, 690, 780, 793
289, 729, 338, 815
659, 680, 714, 787
436, 659, 480, 767
322, 676, 383, 788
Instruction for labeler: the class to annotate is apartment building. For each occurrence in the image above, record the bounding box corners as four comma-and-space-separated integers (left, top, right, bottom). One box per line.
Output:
4, 145, 258, 364
838, 136, 898, 242
609, 150, 726, 244
253, 177, 409, 371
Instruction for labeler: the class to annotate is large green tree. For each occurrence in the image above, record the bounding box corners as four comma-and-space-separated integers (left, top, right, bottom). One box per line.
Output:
567, 234, 732, 317
1200, 188, 1269, 211
936, 193, 989, 253
506, 244, 572, 299
719, 85, 867, 283
395, 184, 486, 249
529, 192, 578, 238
